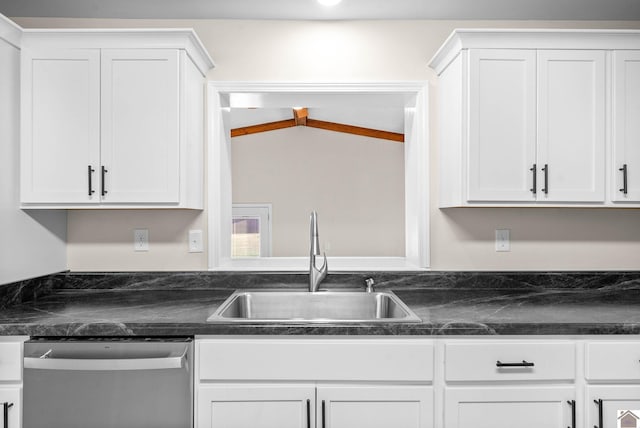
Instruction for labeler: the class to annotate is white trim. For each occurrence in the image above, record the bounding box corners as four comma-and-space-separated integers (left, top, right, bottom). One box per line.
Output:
212, 257, 422, 272
21, 28, 214, 75
0, 13, 22, 49
429, 29, 640, 75
208, 81, 430, 272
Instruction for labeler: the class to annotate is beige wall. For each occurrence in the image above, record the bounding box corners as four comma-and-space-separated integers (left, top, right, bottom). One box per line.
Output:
232, 126, 405, 257
14, 17, 640, 271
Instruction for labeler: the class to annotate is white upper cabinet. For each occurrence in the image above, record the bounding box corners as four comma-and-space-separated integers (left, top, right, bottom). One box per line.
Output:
20, 30, 214, 209
20, 49, 101, 204
537, 50, 606, 202
100, 49, 180, 204
467, 49, 537, 202
430, 29, 640, 207
612, 50, 640, 202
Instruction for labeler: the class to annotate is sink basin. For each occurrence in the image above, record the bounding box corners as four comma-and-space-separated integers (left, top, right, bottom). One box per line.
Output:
207, 290, 421, 323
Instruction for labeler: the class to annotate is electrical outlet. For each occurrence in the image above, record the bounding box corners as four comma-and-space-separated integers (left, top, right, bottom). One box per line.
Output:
134, 229, 149, 252
189, 229, 204, 253
495, 229, 510, 252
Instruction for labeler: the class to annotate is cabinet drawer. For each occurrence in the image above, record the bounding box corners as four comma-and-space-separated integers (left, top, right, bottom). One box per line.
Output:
586, 342, 640, 381
198, 338, 434, 382
0, 342, 22, 382
445, 341, 575, 382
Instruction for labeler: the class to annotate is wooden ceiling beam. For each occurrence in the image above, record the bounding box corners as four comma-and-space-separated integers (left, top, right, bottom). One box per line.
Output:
306, 118, 404, 143
230, 119, 296, 137
293, 108, 308, 126
231, 109, 404, 143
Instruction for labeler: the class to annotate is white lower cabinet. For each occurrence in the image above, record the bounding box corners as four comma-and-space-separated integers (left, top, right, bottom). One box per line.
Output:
586, 342, 640, 382
197, 384, 432, 428
197, 384, 315, 428
318, 385, 432, 428
443, 340, 577, 428
445, 387, 576, 428
0, 338, 26, 428
445, 341, 576, 382
588, 386, 640, 428
195, 337, 640, 428
0, 388, 20, 428
586, 341, 640, 428
195, 337, 434, 428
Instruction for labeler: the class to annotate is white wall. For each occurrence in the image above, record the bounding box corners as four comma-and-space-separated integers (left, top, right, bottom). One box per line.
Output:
232, 126, 405, 257
0, 16, 66, 285
12, 17, 640, 271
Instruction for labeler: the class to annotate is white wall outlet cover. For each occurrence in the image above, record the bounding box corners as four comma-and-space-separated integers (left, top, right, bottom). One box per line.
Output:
189, 229, 204, 253
495, 229, 510, 252
134, 229, 149, 252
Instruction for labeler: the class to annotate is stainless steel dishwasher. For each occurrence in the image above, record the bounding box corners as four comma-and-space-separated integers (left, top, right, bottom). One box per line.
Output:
23, 337, 193, 428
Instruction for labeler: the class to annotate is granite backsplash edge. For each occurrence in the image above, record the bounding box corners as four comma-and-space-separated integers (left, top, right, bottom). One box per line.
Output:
2, 270, 639, 308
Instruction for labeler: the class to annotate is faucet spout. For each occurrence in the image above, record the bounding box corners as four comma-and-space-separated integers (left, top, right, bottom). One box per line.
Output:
309, 211, 328, 292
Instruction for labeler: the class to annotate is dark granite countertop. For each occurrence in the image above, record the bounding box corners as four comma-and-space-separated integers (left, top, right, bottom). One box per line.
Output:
1, 271, 639, 336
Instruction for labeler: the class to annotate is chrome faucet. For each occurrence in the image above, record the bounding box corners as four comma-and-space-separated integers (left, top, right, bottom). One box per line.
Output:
309, 211, 328, 292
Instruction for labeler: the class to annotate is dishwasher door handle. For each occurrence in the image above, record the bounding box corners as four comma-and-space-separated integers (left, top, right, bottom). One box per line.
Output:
24, 346, 188, 371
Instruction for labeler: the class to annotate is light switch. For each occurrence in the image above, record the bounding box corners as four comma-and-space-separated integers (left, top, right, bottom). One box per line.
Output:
495, 229, 510, 252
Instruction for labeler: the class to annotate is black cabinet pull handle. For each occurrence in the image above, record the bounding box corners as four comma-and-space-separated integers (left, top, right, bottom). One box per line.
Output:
542, 164, 549, 194
567, 400, 576, 428
101, 166, 108, 196
594, 399, 603, 428
496, 360, 535, 367
3, 402, 13, 428
530, 164, 537, 195
306, 399, 311, 428
87, 165, 95, 196
620, 164, 628, 195
322, 399, 326, 428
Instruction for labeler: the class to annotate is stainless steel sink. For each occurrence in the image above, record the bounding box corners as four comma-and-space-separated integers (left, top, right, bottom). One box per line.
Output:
207, 290, 421, 323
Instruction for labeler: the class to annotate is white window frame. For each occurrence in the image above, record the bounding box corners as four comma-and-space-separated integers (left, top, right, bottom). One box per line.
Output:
208, 81, 430, 271
231, 203, 272, 258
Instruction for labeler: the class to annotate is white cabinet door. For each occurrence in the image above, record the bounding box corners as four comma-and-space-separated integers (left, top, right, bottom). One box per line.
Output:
197, 384, 315, 428
537, 50, 606, 202
0, 387, 21, 428
317, 385, 433, 428
100, 49, 180, 204
445, 387, 576, 428
588, 386, 640, 428
612, 50, 640, 202
467, 49, 537, 202
21, 49, 101, 204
